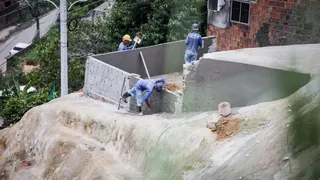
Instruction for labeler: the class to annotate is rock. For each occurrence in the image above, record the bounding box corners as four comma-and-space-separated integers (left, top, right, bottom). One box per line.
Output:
206, 121, 216, 129
218, 102, 232, 117
283, 157, 290, 161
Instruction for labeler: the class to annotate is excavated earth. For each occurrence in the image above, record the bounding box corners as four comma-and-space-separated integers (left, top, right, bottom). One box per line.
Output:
0, 77, 319, 179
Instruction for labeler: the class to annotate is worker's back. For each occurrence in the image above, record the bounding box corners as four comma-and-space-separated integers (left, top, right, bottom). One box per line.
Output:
135, 78, 166, 91
135, 79, 153, 91
186, 32, 202, 53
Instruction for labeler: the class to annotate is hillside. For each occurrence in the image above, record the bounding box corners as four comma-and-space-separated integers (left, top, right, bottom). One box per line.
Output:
0, 77, 319, 179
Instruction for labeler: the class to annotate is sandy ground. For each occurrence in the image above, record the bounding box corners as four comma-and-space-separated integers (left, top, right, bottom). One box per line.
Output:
152, 72, 184, 92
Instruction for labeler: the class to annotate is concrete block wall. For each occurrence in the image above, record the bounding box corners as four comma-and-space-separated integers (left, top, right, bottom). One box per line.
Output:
84, 57, 131, 110
182, 58, 311, 112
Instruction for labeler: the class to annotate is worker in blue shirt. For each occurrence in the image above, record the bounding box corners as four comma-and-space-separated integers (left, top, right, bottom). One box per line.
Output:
118, 34, 134, 51
184, 23, 203, 64
121, 78, 167, 116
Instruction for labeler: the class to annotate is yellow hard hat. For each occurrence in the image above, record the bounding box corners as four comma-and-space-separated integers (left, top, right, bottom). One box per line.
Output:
122, 34, 132, 41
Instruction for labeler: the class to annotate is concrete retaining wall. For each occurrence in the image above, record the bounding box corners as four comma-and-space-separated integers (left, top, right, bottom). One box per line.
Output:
182, 58, 311, 112
84, 37, 216, 114
84, 56, 182, 114
93, 36, 217, 78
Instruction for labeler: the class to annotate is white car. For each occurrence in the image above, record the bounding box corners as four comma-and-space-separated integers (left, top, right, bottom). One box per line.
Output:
0, 86, 37, 97
9, 43, 31, 55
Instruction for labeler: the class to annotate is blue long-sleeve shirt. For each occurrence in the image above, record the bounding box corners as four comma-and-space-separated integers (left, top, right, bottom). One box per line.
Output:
185, 32, 202, 53
118, 42, 134, 51
135, 78, 167, 101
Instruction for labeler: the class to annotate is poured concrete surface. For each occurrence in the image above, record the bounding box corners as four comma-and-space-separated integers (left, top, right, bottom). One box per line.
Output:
183, 58, 310, 112
203, 43, 320, 77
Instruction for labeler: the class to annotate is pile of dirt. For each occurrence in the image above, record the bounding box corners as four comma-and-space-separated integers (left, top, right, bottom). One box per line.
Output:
212, 116, 242, 140
166, 83, 183, 92
152, 72, 184, 92
22, 60, 39, 73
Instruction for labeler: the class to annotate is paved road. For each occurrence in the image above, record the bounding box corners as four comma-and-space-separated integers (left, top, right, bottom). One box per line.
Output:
0, 9, 59, 72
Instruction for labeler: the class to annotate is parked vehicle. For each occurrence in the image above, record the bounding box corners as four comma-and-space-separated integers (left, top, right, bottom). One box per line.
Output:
0, 86, 37, 97
9, 43, 31, 55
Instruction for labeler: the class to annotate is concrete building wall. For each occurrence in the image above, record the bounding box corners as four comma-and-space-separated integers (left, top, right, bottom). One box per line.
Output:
93, 36, 216, 78
182, 58, 310, 112
207, 0, 320, 51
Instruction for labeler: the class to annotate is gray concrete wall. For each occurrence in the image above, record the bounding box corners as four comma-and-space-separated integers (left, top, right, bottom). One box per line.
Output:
84, 57, 131, 110
84, 56, 182, 114
93, 36, 216, 78
182, 58, 311, 112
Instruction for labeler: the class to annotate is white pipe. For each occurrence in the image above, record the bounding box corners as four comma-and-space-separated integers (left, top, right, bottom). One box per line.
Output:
140, 52, 151, 80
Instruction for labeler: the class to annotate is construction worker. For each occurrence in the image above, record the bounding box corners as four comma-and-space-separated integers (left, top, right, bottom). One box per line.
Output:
184, 23, 203, 64
121, 78, 167, 116
118, 34, 134, 51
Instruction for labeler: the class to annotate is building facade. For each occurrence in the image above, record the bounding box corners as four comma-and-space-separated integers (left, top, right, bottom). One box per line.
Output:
0, 0, 20, 29
207, 0, 320, 51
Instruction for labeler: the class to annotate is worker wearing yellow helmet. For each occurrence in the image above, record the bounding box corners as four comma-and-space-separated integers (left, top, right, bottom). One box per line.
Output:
118, 34, 134, 51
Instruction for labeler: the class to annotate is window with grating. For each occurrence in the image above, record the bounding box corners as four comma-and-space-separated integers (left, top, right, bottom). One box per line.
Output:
208, 0, 218, 10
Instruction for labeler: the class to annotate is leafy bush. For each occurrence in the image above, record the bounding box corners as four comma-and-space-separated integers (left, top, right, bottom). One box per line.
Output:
0, 83, 49, 128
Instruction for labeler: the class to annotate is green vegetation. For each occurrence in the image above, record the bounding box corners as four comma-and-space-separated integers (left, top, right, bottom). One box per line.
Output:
0, 0, 207, 128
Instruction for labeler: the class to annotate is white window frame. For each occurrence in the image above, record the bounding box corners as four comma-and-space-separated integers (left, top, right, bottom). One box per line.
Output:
230, 0, 251, 25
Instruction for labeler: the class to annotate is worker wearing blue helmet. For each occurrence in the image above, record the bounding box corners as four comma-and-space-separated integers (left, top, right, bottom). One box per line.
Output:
184, 23, 203, 63
121, 78, 166, 116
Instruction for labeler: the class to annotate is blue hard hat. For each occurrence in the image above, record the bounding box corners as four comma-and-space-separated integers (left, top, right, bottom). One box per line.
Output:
155, 84, 163, 92
192, 23, 199, 30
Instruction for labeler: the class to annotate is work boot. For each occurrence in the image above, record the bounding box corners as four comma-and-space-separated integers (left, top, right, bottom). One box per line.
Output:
121, 92, 131, 103
138, 106, 143, 116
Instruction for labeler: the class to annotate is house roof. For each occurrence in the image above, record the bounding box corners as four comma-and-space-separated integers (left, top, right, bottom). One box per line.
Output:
94, 1, 113, 12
